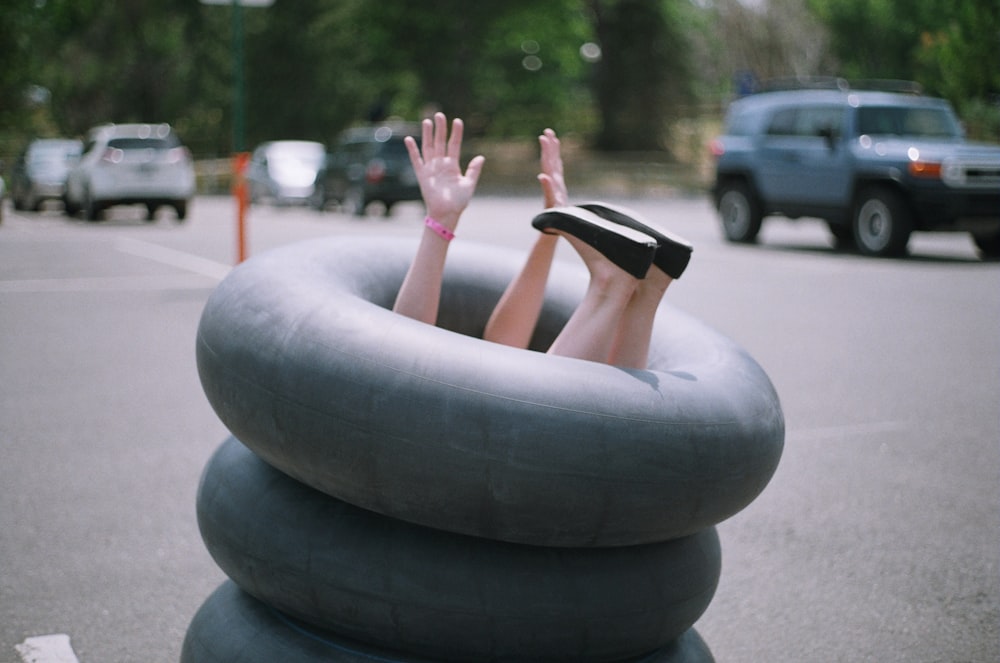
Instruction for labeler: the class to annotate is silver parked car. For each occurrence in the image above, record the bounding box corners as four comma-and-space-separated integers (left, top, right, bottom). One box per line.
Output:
11, 138, 83, 211
245, 140, 325, 206
65, 123, 196, 221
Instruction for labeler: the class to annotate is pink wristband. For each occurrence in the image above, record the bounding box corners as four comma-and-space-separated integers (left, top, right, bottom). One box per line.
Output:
425, 216, 455, 241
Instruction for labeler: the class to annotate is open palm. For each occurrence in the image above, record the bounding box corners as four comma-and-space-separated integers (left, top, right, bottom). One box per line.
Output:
405, 113, 485, 225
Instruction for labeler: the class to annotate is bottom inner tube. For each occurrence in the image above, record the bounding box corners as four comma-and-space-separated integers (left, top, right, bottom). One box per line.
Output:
197, 437, 721, 662
181, 581, 716, 663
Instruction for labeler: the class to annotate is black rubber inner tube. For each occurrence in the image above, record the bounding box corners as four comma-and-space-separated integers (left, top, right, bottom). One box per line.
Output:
196, 436, 721, 661
182, 581, 717, 663
196, 236, 784, 547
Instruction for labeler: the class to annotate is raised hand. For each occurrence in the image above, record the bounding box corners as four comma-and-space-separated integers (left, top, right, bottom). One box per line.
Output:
405, 112, 485, 229
537, 128, 568, 208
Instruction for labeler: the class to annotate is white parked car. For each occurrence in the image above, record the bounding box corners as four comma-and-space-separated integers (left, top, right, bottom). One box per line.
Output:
65, 123, 196, 221
10, 138, 83, 211
245, 140, 325, 206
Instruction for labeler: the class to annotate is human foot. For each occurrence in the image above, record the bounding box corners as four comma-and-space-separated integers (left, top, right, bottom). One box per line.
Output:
576, 201, 692, 279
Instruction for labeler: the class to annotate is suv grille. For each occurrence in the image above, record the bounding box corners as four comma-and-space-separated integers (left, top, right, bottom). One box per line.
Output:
941, 159, 1000, 189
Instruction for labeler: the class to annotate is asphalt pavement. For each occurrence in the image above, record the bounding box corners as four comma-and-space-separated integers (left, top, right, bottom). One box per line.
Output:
1, 195, 997, 662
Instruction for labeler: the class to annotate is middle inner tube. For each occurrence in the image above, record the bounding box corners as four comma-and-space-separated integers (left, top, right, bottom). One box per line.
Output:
197, 437, 721, 662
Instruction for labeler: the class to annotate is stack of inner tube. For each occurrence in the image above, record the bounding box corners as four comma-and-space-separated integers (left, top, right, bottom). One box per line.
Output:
182, 237, 785, 662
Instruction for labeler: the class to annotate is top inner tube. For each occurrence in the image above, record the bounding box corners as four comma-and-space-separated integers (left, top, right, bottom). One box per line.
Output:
196, 236, 784, 547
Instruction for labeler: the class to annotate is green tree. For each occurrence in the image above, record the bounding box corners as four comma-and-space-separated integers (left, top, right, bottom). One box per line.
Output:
585, 0, 695, 151
807, 0, 918, 80
807, 0, 1000, 139
912, 0, 1000, 100
0, 1, 43, 139
807, 0, 1000, 99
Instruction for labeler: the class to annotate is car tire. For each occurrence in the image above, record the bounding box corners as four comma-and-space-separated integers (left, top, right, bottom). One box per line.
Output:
174, 201, 188, 221
972, 232, 1000, 260
83, 190, 103, 222
309, 184, 327, 212
826, 221, 856, 249
63, 196, 79, 217
853, 186, 911, 257
344, 185, 366, 216
717, 180, 763, 243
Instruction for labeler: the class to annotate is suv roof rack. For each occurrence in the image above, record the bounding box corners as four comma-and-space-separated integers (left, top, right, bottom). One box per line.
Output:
756, 77, 923, 95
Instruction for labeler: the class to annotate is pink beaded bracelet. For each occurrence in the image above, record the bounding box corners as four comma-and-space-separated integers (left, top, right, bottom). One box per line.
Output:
425, 216, 455, 242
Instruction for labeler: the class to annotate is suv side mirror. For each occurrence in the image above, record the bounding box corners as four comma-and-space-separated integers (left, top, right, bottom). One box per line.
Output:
818, 125, 838, 150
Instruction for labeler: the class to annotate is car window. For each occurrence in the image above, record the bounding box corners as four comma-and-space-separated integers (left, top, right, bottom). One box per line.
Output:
796, 106, 843, 137
377, 139, 411, 158
857, 106, 960, 138
766, 106, 842, 137
902, 108, 959, 137
108, 137, 179, 150
27, 142, 82, 162
766, 108, 797, 136
268, 143, 324, 167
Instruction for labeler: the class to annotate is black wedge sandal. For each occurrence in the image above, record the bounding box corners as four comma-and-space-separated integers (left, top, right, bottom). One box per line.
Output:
532, 206, 658, 279
577, 201, 693, 279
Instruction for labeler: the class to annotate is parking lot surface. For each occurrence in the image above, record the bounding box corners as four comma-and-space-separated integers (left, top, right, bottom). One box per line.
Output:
1, 196, 997, 662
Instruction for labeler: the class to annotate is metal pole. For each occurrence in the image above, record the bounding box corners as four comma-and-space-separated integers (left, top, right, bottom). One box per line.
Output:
232, 0, 249, 262
232, 0, 245, 153
202, 0, 272, 264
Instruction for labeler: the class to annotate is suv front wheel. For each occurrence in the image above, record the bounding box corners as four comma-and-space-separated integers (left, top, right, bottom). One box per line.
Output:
853, 186, 911, 257
972, 232, 1000, 259
717, 181, 763, 243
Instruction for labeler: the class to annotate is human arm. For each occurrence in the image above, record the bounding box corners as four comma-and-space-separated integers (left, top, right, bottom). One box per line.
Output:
392, 113, 485, 324
482, 129, 567, 348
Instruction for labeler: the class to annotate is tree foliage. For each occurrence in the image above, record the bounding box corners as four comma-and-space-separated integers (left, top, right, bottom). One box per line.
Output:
1, 0, 997, 158
587, 0, 696, 150
806, 0, 1000, 100
807, 0, 1000, 138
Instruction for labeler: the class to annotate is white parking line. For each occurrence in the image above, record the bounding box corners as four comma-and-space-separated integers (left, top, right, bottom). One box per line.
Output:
0, 238, 231, 293
15, 634, 80, 663
0, 273, 218, 293
115, 238, 231, 280
792, 420, 910, 440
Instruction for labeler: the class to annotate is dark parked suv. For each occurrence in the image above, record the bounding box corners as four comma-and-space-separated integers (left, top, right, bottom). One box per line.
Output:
711, 81, 1000, 257
313, 123, 421, 216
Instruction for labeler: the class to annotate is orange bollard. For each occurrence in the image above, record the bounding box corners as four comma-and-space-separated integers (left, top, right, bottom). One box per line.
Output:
232, 152, 251, 264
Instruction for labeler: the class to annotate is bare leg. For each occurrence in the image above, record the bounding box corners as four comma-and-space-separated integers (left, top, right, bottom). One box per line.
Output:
393, 113, 485, 324
482, 233, 559, 347
607, 266, 673, 369
483, 129, 567, 348
546, 232, 640, 362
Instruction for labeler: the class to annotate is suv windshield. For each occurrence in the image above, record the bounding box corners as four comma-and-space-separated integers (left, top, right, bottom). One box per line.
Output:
856, 106, 960, 139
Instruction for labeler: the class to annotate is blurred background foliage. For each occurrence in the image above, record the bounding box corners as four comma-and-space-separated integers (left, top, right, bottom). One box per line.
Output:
1, 0, 998, 160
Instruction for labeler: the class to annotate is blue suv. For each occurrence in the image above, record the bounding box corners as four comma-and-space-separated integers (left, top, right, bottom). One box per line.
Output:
711, 83, 1000, 258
